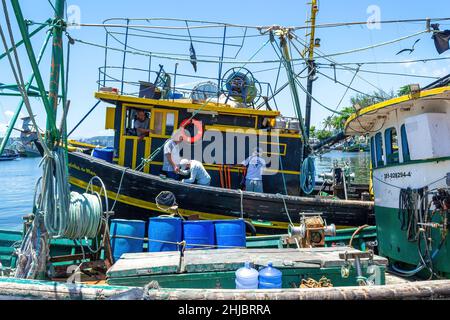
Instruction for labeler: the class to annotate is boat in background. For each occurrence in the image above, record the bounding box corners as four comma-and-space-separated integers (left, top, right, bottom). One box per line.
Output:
0, 149, 19, 161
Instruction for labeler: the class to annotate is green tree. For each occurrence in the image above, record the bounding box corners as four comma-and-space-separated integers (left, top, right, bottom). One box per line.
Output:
309, 125, 317, 138
397, 85, 411, 96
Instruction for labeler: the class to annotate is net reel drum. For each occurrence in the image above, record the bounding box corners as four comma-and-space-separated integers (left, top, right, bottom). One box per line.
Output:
288, 215, 336, 248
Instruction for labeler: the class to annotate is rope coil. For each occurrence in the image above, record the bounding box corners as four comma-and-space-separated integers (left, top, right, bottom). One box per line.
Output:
65, 192, 103, 239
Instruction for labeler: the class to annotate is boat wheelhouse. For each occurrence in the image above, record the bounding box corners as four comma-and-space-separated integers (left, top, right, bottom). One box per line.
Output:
93, 90, 303, 194
345, 85, 450, 278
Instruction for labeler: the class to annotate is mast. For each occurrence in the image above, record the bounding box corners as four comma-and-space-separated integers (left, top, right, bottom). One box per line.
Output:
48, 0, 65, 120
304, 0, 319, 143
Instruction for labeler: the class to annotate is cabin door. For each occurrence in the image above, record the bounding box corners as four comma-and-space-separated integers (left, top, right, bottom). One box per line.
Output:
147, 109, 178, 174
119, 104, 153, 171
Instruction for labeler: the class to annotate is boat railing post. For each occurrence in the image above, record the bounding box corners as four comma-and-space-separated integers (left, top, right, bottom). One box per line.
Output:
120, 19, 130, 95
148, 55, 152, 82
173, 63, 178, 101
103, 32, 108, 87
217, 25, 227, 100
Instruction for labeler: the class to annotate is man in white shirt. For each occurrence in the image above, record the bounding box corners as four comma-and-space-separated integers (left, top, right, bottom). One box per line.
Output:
241, 147, 266, 193
162, 131, 183, 180
179, 159, 211, 186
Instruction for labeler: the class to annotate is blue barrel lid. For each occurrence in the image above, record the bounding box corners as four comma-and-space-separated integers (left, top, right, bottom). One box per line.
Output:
150, 216, 182, 220
111, 218, 145, 223
183, 220, 214, 224
259, 261, 282, 277
94, 147, 114, 152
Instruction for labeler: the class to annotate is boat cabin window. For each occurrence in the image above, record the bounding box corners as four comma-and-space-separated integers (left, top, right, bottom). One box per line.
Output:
151, 109, 177, 136
153, 111, 164, 135
166, 113, 175, 136
124, 108, 151, 136
400, 124, 410, 162
374, 132, 384, 167
384, 127, 399, 164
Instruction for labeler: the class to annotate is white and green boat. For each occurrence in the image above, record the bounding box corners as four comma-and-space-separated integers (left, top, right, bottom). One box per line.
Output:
345, 85, 450, 279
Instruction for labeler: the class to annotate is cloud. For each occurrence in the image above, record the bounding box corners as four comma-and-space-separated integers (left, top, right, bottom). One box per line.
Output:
96, 129, 114, 136
431, 67, 448, 78
0, 123, 7, 135
4, 110, 14, 118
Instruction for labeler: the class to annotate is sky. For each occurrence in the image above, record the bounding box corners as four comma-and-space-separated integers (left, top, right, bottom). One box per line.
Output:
0, 0, 449, 138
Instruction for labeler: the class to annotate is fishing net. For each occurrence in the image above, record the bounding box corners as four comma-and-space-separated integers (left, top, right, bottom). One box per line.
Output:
155, 191, 178, 211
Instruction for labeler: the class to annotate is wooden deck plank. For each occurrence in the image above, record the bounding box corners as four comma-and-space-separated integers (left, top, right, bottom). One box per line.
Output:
107, 248, 388, 279
106, 251, 181, 278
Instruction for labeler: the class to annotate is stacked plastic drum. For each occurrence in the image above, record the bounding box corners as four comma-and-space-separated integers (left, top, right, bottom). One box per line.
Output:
183, 220, 215, 249
214, 219, 246, 249
148, 216, 183, 252
92, 147, 114, 163
110, 218, 248, 259
110, 219, 146, 262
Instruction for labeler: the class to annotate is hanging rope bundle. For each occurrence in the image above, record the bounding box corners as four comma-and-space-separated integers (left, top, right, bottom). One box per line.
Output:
64, 192, 103, 239
398, 187, 425, 242
41, 148, 70, 237
300, 156, 316, 195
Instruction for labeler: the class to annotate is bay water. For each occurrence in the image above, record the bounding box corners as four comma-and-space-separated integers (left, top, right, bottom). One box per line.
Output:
0, 151, 370, 230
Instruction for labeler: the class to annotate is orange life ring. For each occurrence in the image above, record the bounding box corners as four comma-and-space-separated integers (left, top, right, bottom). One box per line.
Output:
179, 118, 203, 143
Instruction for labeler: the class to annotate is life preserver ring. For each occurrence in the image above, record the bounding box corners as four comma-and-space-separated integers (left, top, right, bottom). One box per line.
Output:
180, 118, 203, 143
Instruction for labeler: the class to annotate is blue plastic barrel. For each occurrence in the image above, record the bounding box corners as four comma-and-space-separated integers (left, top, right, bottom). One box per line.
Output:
92, 147, 114, 163
148, 217, 183, 252
168, 91, 183, 99
214, 219, 246, 249
183, 220, 215, 250
235, 262, 259, 289
258, 262, 282, 289
110, 219, 145, 262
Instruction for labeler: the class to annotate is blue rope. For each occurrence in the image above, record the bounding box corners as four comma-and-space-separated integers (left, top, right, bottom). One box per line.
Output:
300, 156, 315, 195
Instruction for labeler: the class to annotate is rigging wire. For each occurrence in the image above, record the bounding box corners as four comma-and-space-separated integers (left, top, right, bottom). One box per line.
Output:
63, 22, 442, 65
334, 64, 361, 111
0, 1, 51, 157
315, 69, 379, 98
62, 16, 450, 31
318, 65, 439, 79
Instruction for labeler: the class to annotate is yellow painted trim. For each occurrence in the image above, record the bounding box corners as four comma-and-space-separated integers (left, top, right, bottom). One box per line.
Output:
105, 107, 115, 129
144, 137, 151, 174
204, 125, 302, 139
119, 106, 126, 166
68, 140, 100, 149
345, 86, 450, 133
132, 139, 137, 169
95, 91, 280, 117
260, 141, 287, 156
144, 161, 300, 175
69, 176, 289, 230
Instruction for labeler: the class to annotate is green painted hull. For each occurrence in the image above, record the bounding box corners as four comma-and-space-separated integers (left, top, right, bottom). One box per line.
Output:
0, 226, 377, 270
375, 206, 450, 277
107, 265, 384, 288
